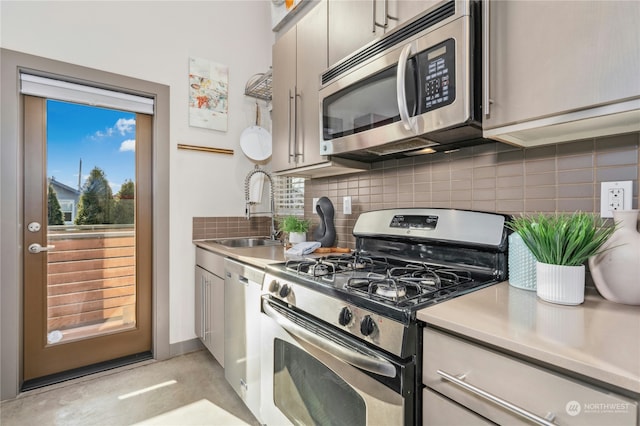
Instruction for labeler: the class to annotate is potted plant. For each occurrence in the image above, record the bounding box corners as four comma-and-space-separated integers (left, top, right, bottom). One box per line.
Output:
508, 212, 616, 305
278, 215, 311, 244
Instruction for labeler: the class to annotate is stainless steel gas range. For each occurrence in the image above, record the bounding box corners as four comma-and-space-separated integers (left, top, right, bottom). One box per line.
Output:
260, 208, 510, 426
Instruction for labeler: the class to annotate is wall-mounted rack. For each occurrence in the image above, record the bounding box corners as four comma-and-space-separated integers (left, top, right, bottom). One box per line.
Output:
244, 68, 272, 102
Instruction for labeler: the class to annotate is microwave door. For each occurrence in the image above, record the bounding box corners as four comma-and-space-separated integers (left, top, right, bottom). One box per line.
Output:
321, 57, 418, 153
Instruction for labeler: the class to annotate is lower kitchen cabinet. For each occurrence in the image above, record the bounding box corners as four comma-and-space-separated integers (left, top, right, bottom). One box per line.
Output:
195, 248, 225, 366
422, 327, 638, 426
423, 387, 492, 426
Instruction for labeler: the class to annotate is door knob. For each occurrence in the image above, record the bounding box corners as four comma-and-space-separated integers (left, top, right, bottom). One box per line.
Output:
28, 243, 55, 254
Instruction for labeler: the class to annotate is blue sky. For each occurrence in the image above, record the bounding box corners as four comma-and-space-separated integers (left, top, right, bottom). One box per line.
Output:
47, 100, 135, 194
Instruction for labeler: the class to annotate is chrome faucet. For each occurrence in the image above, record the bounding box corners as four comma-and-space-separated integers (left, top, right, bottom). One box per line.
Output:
244, 166, 277, 240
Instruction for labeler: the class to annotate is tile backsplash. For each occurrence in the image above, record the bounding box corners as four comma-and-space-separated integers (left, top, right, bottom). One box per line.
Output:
305, 132, 640, 248
192, 216, 271, 241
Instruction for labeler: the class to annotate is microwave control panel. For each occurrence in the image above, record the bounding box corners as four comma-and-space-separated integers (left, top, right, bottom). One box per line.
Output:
417, 38, 456, 113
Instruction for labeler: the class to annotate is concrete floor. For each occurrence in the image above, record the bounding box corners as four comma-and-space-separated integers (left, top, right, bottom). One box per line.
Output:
0, 350, 261, 426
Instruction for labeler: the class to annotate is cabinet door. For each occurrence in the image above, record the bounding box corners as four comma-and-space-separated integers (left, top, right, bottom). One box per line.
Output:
394, 0, 438, 27
209, 273, 225, 367
484, 1, 640, 130
423, 388, 493, 426
272, 26, 297, 172
296, 0, 328, 167
328, 0, 383, 66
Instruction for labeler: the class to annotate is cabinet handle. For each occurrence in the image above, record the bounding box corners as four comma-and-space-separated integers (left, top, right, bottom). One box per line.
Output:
288, 89, 294, 163
201, 276, 206, 339
437, 370, 557, 426
371, 0, 377, 32
204, 279, 210, 339
482, 0, 491, 117
374, 0, 388, 29
397, 42, 418, 133
295, 90, 303, 161
386, 0, 397, 23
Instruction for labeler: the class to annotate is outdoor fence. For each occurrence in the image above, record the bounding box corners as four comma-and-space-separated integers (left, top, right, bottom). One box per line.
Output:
47, 224, 136, 332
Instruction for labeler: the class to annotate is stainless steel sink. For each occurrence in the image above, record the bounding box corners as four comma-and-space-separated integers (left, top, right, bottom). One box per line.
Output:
208, 237, 281, 248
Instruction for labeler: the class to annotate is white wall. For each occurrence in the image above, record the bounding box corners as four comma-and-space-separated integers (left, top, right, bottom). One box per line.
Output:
0, 1, 273, 344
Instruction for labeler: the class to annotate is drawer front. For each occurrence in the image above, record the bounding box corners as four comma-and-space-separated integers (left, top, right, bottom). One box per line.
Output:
423, 328, 638, 426
196, 248, 224, 277
424, 388, 492, 426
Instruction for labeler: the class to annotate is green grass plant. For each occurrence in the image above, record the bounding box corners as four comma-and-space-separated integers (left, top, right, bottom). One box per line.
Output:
278, 215, 311, 233
508, 212, 616, 266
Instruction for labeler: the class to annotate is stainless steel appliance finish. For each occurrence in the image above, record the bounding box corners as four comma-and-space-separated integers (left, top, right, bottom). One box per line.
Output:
319, 0, 486, 161
224, 258, 264, 422
260, 208, 510, 426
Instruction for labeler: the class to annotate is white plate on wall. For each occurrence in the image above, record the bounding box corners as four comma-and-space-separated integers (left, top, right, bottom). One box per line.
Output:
240, 126, 272, 161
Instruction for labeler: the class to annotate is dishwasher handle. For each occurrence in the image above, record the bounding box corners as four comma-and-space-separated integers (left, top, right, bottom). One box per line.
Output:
263, 298, 396, 378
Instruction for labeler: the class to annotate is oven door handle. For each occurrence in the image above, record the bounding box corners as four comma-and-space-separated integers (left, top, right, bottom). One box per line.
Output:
263, 299, 397, 378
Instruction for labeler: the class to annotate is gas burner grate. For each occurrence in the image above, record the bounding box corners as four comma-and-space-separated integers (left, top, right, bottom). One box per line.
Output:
345, 264, 476, 307
284, 253, 390, 281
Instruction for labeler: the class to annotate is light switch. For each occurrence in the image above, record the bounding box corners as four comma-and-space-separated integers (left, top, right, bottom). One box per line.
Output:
343, 196, 352, 215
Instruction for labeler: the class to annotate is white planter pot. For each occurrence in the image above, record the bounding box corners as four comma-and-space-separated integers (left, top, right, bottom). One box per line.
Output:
288, 232, 306, 244
536, 262, 585, 305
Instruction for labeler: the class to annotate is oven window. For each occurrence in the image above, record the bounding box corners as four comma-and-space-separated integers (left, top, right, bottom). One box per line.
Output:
322, 62, 417, 140
274, 338, 365, 426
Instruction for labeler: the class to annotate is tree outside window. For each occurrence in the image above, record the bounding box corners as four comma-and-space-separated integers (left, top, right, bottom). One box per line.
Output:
75, 167, 114, 225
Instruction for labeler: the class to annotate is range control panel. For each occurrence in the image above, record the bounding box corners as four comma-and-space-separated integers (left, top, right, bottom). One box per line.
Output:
389, 215, 439, 230
417, 38, 456, 112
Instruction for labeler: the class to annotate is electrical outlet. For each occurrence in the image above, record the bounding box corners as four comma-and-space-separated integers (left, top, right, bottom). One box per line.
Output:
312, 198, 319, 214
343, 196, 352, 215
600, 181, 632, 218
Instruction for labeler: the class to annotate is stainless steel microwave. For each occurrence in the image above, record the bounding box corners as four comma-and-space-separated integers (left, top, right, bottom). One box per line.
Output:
319, 0, 486, 161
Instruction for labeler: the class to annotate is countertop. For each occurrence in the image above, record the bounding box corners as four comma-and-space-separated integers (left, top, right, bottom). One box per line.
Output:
194, 239, 286, 268
418, 281, 640, 395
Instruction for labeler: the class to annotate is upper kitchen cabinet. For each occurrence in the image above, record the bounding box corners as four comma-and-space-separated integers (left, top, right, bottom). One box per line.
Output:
328, 0, 439, 65
272, 1, 327, 172
483, 1, 640, 147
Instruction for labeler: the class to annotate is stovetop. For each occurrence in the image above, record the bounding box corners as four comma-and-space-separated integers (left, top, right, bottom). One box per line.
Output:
272, 252, 499, 312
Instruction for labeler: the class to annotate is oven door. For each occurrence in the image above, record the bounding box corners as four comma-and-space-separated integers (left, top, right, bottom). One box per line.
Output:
260, 297, 407, 426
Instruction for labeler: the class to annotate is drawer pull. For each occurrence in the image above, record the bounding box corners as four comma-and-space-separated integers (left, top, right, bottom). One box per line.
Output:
437, 369, 556, 426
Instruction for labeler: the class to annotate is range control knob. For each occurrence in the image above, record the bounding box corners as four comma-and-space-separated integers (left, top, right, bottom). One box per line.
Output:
338, 307, 352, 326
279, 284, 291, 298
360, 315, 376, 337
268, 280, 280, 294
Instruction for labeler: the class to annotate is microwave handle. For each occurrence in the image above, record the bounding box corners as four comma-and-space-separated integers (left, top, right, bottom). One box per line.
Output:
263, 298, 396, 378
397, 42, 418, 134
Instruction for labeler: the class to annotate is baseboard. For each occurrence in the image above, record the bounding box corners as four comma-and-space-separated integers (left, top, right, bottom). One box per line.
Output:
169, 338, 204, 357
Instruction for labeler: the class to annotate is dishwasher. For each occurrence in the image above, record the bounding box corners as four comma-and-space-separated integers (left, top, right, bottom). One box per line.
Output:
224, 258, 264, 423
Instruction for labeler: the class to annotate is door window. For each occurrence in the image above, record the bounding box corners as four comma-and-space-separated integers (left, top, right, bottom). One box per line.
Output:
46, 100, 138, 343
